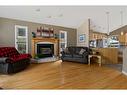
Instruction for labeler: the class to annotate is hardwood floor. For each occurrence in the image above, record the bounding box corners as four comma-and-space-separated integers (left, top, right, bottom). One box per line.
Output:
0, 60, 127, 89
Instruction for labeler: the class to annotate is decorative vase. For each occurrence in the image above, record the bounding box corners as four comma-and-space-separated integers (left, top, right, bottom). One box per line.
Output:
32, 32, 36, 38
54, 34, 59, 39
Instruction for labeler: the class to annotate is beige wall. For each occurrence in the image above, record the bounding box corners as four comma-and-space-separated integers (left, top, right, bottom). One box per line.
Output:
0, 17, 77, 53
77, 19, 89, 47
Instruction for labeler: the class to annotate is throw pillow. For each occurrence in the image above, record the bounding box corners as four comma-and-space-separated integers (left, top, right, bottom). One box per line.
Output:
79, 48, 86, 55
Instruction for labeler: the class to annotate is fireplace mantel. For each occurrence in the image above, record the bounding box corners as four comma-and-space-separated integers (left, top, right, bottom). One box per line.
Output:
31, 37, 59, 58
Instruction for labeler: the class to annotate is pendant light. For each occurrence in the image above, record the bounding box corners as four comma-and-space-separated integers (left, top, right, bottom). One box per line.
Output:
120, 11, 124, 35
106, 12, 110, 36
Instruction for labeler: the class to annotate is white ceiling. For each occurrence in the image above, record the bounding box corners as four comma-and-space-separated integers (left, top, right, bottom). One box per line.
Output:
0, 6, 127, 33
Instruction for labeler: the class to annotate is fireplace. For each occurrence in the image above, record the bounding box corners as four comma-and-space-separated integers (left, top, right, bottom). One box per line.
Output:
36, 43, 54, 58
32, 38, 59, 58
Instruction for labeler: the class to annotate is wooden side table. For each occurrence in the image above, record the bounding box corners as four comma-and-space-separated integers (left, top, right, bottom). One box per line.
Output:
88, 54, 102, 66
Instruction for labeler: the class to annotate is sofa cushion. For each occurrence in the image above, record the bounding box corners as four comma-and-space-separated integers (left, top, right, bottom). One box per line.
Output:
64, 54, 72, 58
9, 54, 31, 63
73, 54, 83, 58
75, 47, 87, 54
0, 47, 19, 57
68, 47, 75, 54
75, 48, 81, 54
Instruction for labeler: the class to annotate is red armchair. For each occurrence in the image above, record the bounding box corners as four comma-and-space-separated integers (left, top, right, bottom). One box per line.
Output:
0, 47, 31, 74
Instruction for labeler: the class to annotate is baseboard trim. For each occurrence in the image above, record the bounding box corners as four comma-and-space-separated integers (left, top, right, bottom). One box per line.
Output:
122, 70, 127, 75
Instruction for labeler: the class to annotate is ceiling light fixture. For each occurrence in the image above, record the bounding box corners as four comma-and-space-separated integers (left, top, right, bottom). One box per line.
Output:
47, 16, 52, 18
36, 8, 40, 12
106, 12, 110, 35
120, 11, 124, 35
58, 14, 63, 17
46, 14, 63, 19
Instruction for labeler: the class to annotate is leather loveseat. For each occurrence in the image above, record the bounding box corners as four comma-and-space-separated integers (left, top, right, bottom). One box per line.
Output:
61, 46, 89, 64
0, 47, 31, 74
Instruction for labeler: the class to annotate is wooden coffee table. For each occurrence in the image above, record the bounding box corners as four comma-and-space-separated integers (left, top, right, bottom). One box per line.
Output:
88, 54, 102, 66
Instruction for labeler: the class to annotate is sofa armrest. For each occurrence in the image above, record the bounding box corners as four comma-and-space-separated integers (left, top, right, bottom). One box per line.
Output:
0, 57, 11, 63
61, 51, 65, 54
82, 52, 89, 57
60, 51, 64, 58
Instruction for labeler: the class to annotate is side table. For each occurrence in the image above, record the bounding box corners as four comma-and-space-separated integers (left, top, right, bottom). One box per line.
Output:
88, 54, 102, 66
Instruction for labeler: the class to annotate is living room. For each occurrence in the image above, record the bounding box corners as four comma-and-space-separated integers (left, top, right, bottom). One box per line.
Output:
1, 5, 127, 92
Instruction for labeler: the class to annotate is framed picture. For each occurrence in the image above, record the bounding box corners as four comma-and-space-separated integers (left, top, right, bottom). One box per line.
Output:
79, 34, 85, 42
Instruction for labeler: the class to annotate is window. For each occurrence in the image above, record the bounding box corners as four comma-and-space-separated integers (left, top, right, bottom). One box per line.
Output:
59, 31, 67, 52
60, 43, 66, 49
15, 25, 28, 53
61, 33, 65, 39
18, 28, 26, 37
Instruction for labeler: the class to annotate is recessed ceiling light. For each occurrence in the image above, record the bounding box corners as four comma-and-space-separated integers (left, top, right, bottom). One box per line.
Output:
47, 16, 52, 18
58, 14, 63, 17
120, 11, 123, 14
106, 12, 109, 14
36, 8, 40, 12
